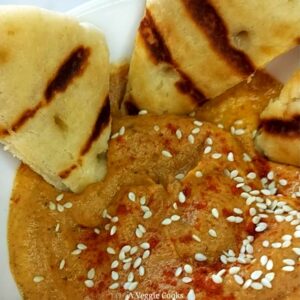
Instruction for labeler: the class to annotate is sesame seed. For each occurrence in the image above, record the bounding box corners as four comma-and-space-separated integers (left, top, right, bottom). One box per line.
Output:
242, 279, 252, 289
71, 249, 81, 255
229, 266, 240, 274
279, 179, 288, 186
234, 129, 246, 136
123, 262, 131, 271
139, 266, 145, 276
138, 110, 148, 115
193, 120, 203, 127
204, 146, 212, 154
292, 248, 300, 255
140, 242, 150, 250
111, 260, 119, 269
188, 134, 195, 144
261, 278, 272, 288
140, 196, 147, 205
251, 282, 263, 290
128, 192, 136, 202
262, 240, 270, 248
192, 127, 200, 134
267, 171, 274, 180
109, 283, 119, 290
231, 170, 239, 178
255, 222, 268, 232
49, 202, 56, 211
59, 259, 65, 270
55, 223, 60, 232
111, 271, 119, 281
282, 266, 295, 272
175, 267, 183, 277
233, 208, 243, 215
192, 234, 201, 242
217, 124, 224, 129
112, 216, 119, 223
184, 264, 193, 274
143, 211, 153, 219
187, 289, 196, 300
162, 150, 173, 158
143, 250, 150, 259
265, 272, 275, 282
107, 247, 116, 255
195, 253, 207, 262
234, 274, 244, 285
173, 203, 178, 210
175, 173, 185, 180
127, 272, 134, 282
128, 282, 138, 291
57, 204, 64, 212
271, 242, 282, 249
243, 153, 252, 162
208, 229, 217, 238
84, 280, 94, 288
110, 225, 117, 236
247, 172, 256, 180
162, 218, 172, 225
261, 189, 271, 196
227, 216, 236, 223
178, 192, 186, 203
171, 215, 181, 221
87, 268, 95, 280
211, 208, 219, 219
130, 246, 138, 255
119, 126, 125, 136
154, 125, 160, 132
182, 277, 193, 283
195, 171, 203, 178
283, 259, 295, 266
227, 152, 234, 162
294, 231, 300, 238
121, 245, 131, 253
56, 194, 64, 202
33, 276, 44, 283
133, 257, 142, 269
176, 129, 182, 139
251, 270, 263, 280
135, 228, 143, 238
266, 259, 273, 271
249, 208, 257, 216
260, 255, 268, 266
211, 274, 223, 284
206, 137, 213, 145
212, 153, 222, 160
77, 243, 87, 250
220, 255, 228, 264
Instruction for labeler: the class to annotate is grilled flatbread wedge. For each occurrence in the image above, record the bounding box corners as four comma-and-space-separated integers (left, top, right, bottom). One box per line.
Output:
0, 6, 111, 193
256, 70, 300, 167
124, 0, 300, 114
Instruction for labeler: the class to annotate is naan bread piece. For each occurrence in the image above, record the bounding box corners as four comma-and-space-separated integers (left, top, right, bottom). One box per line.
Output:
123, 0, 300, 114
256, 70, 300, 167
0, 6, 111, 193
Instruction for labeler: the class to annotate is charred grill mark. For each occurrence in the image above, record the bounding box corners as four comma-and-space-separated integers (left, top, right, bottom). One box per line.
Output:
45, 46, 90, 102
80, 96, 111, 156
182, 0, 255, 76
11, 102, 43, 132
261, 115, 300, 137
139, 9, 208, 106
0, 46, 91, 135
175, 72, 209, 106
59, 164, 78, 179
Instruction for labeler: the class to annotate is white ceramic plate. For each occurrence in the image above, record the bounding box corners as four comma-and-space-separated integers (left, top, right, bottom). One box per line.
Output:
0, 1, 299, 299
